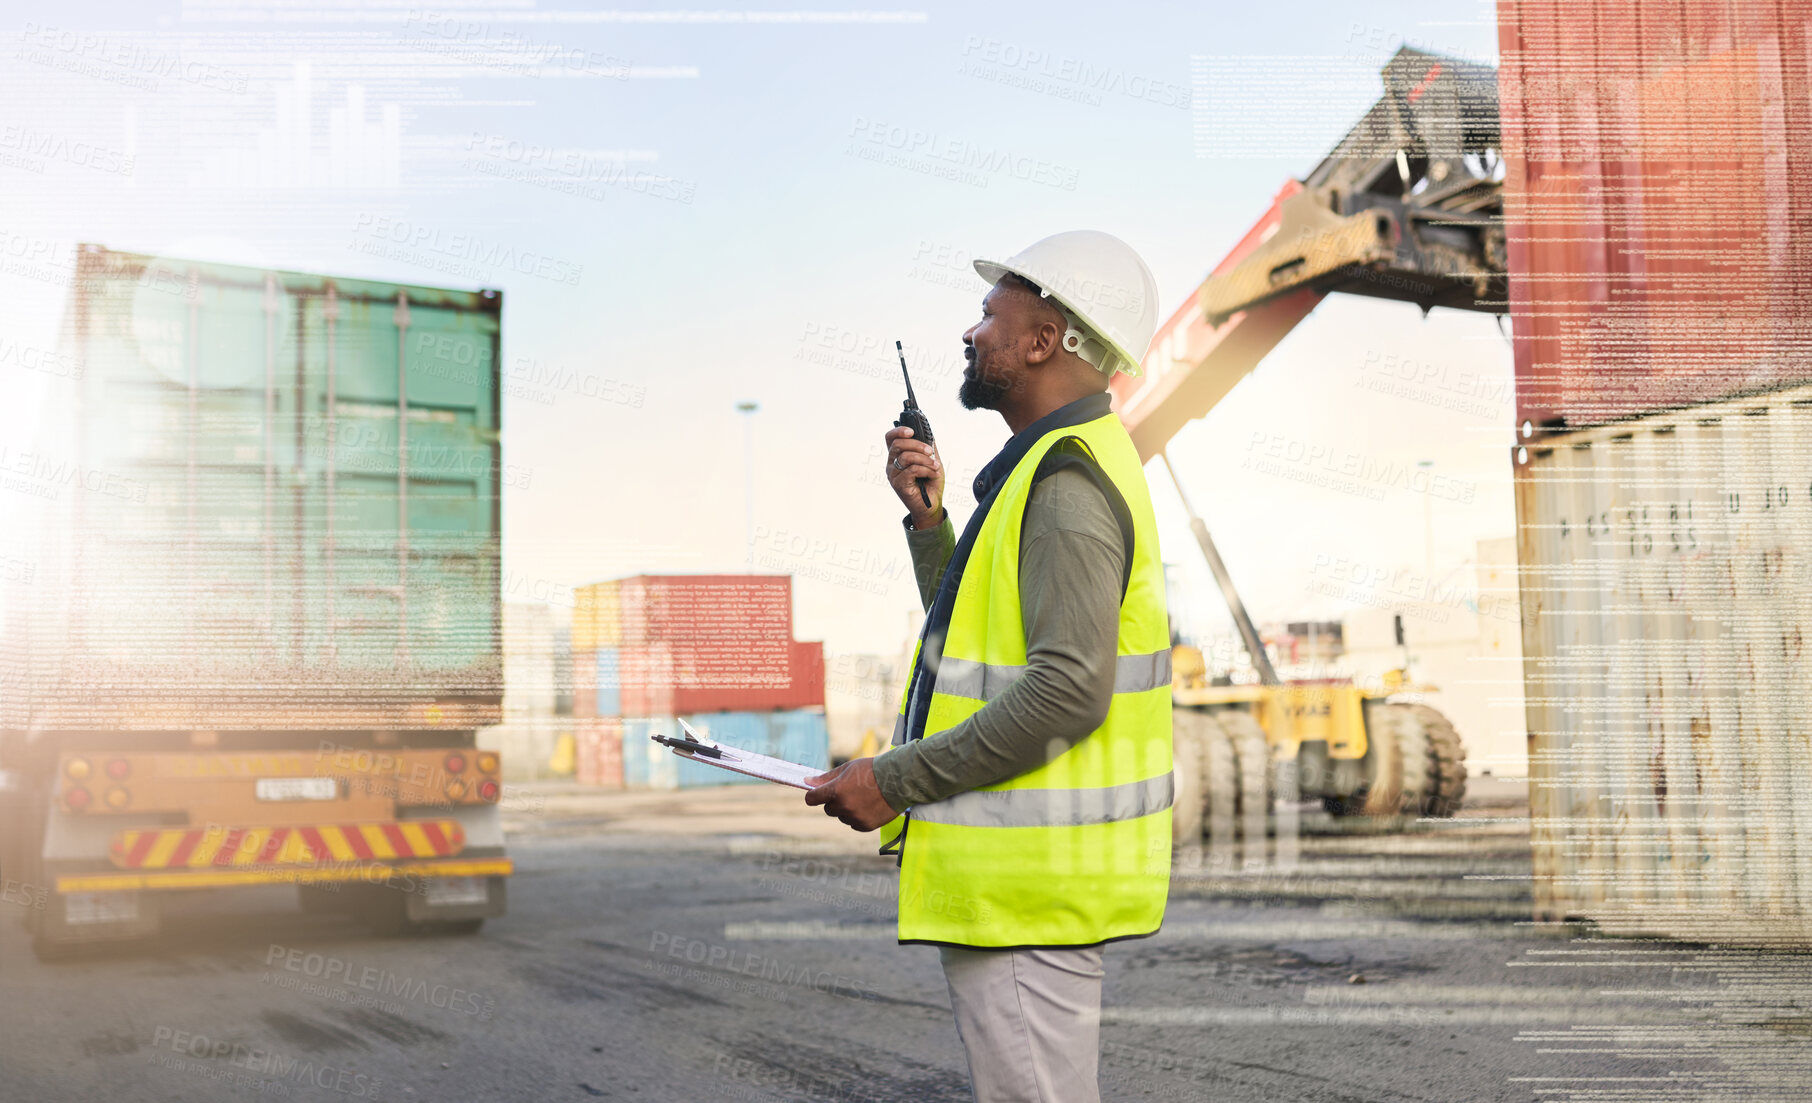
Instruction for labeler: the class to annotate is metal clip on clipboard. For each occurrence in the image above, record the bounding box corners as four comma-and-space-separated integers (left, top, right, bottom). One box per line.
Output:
650, 719, 826, 790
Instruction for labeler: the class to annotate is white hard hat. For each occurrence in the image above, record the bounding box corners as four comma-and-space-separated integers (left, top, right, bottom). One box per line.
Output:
974, 230, 1160, 378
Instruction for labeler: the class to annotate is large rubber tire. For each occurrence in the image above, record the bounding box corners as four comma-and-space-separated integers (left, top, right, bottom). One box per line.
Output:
1214, 709, 1271, 868
1170, 709, 1210, 846
1404, 704, 1468, 817
1372, 703, 1468, 817
1203, 712, 1239, 849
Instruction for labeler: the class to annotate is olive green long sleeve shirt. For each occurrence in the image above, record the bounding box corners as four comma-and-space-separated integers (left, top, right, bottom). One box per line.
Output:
870, 465, 1127, 812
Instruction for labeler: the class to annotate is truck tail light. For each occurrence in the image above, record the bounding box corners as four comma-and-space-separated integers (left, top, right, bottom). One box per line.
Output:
477, 779, 500, 803
444, 753, 467, 775
445, 779, 467, 800
65, 786, 92, 811
106, 757, 130, 780
104, 787, 130, 810
476, 752, 498, 774
65, 757, 91, 781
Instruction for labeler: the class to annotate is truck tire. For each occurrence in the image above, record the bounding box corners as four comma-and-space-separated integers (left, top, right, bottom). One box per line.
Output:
1404, 704, 1468, 817
1372, 703, 1468, 817
1170, 709, 1212, 846
1201, 713, 1239, 860
1214, 709, 1270, 860
1203, 714, 1238, 846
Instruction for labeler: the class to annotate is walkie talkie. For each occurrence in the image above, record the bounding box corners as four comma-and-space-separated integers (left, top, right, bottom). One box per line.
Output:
892, 341, 935, 510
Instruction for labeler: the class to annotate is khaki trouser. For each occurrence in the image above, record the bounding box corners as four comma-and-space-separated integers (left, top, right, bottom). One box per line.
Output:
938, 944, 1105, 1103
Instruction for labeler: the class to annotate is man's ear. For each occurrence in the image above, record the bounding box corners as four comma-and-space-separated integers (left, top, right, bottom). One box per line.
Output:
1023, 314, 1064, 366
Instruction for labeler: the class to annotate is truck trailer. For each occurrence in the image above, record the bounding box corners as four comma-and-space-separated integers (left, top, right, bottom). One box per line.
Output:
0, 245, 510, 958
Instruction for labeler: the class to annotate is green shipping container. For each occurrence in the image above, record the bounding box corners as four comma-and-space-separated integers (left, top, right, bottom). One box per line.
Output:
6, 245, 504, 732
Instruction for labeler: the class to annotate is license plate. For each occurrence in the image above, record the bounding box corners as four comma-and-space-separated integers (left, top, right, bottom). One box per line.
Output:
255, 777, 338, 802
65, 891, 139, 925
422, 876, 488, 907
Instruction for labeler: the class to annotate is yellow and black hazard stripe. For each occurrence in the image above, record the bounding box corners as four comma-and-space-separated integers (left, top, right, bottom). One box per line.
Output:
109, 821, 466, 870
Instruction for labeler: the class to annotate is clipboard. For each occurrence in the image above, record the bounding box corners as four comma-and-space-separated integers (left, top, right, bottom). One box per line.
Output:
650, 718, 827, 790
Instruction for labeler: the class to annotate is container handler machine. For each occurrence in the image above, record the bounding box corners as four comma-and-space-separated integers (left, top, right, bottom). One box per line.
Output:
1116, 48, 1505, 846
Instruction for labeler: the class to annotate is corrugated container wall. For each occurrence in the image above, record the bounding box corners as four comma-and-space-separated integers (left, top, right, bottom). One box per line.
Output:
1, 246, 503, 734
568, 576, 825, 717
574, 717, 623, 788
1498, 0, 1812, 433
1515, 384, 1812, 942
572, 581, 621, 650
595, 648, 622, 716
620, 710, 829, 790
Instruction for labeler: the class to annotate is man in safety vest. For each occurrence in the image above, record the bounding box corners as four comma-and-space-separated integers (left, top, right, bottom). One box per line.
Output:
806, 231, 1173, 1103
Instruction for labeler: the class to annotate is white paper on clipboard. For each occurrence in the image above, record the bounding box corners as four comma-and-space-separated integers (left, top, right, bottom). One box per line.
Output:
660, 718, 826, 790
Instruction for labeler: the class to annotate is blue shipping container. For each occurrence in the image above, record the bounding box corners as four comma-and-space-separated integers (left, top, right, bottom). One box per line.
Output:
621, 710, 830, 790
620, 717, 676, 788
596, 649, 621, 716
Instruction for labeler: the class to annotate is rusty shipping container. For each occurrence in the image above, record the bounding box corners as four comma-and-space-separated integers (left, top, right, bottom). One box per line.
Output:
1515, 384, 1812, 942
1497, 0, 1812, 434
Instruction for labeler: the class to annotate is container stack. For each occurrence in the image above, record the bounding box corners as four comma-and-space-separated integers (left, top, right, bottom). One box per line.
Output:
574, 718, 624, 787
568, 575, 828, 788
1501, 0, 1812, 945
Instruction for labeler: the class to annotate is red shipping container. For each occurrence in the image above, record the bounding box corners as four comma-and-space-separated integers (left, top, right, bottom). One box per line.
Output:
583, 576, 825, 715
575, 718, 623, 787
618, 575, 793, 675
619, 641, 675, 717
663, 639, 827, 714
1499, 0, 1811, 434
786, 640, 826, 707
570, 646, 598, 717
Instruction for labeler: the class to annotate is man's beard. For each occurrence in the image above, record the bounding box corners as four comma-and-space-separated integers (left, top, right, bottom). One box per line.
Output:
958, 354, 1010, 410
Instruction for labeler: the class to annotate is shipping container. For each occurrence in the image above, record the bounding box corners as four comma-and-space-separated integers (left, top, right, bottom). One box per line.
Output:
574, 717, 623, 788
572, 581, 621, 650
618, 574, 791, 661
621, 710, 829, 790
502, 603, 558, 718
3, 245, 503, 733
574, 575, 824, 716
1498, 0, 1812, 434
0, 246, 512, 955
656, 639, 826, 715
620, 717, 673, 788
478, 716, 565, 782
596, 648, 622, 716
1515, 383, 1812, 942
571, 645, 597, 717
619, 643, 675, 718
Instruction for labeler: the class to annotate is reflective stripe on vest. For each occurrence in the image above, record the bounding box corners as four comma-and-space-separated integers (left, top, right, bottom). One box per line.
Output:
910, 772, 1174, 829
933, 647, 1172, 703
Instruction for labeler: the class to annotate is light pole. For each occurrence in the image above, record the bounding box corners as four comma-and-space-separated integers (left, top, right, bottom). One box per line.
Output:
736, 401, 758, 570
1417, 459, 1435, 579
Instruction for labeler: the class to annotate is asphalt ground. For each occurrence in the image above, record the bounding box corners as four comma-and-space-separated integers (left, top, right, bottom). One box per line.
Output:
4, 779, 1811, 1102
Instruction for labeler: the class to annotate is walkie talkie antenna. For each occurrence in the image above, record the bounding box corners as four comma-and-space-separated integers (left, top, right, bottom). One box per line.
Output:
897, 341, 919, 407
892, 340, 936, 511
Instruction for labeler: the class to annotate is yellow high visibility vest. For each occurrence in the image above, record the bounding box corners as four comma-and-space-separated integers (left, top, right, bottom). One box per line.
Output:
879, 396, 1172, 949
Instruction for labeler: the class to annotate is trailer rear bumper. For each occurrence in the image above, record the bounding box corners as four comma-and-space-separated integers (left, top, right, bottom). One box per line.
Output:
54, 855, 513, 894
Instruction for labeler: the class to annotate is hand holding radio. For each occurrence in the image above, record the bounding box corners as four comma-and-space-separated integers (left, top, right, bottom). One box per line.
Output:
887, 342, 944, 527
